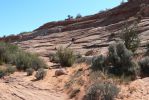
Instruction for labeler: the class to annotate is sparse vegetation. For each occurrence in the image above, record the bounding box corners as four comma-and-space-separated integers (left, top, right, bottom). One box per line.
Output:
19, 31, 32, 35
15, 51, 46, 71
64, 68, 83, 89
0, 67, 6, 78
26, 68, 34, 76
90, 42, 140, 80
108, 42, 140, 79
49, 52, 59, 63
6, 65, 16, 74
0, 65, 16, 78
35, 68, 47, 80
91, 55, 107, 71
120, 23, 140, 52
0, 42, 19, 64
56, 47, 76, 67
139, 56, 149, 77
145, 42, 149, 55
29, 54, 47, 70
69, 88, 80, 99
66, 15, 73, 20
0, 42, 46, 76
85, 83, 119, 100
76, 14, 82, 19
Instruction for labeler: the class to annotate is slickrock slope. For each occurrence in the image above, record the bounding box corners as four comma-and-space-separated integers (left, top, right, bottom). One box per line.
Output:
0, 72, 67, 100
16, 18, 149, 59
13, 1, 149, 59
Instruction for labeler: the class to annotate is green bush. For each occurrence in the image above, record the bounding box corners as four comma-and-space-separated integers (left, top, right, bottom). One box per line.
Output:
0, 42, 19, 61
108, 42, 140, 78
0, 42, 19, 64
0, 47, 5, 64
49, 52, 59, 63
56, 47, 76, 67
145, 42, 149, 56
0, 65, 16, 78
15, 52, 46, 71
139, 56, 149, 77
0, 42, 47, 71
0, 68, 6, 78
91, 55, 107, 71
29, 55, 47, 70
35, 68, 47, 80
26, 68, 34, 76
15, 52, 31, 70
85, 83, 119, 100
120, 23, 140, 52
6, 66, 16, 74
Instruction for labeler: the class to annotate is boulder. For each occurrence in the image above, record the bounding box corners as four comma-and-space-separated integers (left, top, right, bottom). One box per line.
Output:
55, 69, 67, 76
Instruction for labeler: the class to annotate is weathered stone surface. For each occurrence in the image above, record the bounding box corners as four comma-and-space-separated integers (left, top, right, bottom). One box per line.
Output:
0, 72, 67, 100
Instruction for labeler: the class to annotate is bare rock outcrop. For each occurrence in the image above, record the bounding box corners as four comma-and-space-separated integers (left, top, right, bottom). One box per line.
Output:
0, 72, 67, 100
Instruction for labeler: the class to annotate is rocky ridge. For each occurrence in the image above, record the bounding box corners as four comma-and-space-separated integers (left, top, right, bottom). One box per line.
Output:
12, 1, 149, 59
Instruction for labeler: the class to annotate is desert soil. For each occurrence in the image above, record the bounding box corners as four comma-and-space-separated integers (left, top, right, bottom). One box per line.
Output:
0, 71, 67, 100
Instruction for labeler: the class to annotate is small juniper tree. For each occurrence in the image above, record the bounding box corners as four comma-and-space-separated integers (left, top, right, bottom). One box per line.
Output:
120, 22, 140, 52
76, 14, 82, 19
91, 55, 107, 71
108, 42, 140, 78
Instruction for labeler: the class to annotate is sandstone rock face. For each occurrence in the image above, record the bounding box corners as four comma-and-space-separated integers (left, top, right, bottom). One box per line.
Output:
8, 1, 148, 57
0, 72, 67, 100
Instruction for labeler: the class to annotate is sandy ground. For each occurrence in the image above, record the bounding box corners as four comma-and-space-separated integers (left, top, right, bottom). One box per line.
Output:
0, 71, 68, 100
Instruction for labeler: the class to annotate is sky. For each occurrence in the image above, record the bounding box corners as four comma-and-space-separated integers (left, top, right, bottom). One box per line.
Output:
0, 0, 127, 37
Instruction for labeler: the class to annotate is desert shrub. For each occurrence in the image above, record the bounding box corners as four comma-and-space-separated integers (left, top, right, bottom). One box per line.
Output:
0, 42, 47, 71
0, 47, 5, 65
6, 66, 16, 74
139, 56, 149, 77
49, 52, 59, 63
15, 52, 32, 70
35, 68, 47, 80
75, 53, 82, 59
91, 55, 107, 71
0, 42, 47, 77
75, 56, 93, 65
26, 68, 34, 76
0, 67, 6, 78
64, 69, 83, 89
0, 42, 19, 64
120, 23, 140, 52
29, 55, 47, 70
76, 14, 82, 19
145, 42, 149, 56
56, 47, 76, 67
15, 51, 46, 71
85, 83, 119, 100
0, 65, 16, 77
69, 88, 80, 99
108, 42, 140, 78
108, 33, 116, 41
